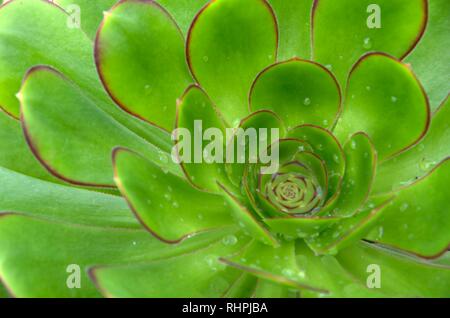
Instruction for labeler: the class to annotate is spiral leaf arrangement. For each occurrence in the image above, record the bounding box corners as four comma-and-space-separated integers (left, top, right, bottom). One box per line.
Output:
0, 0, 448, 298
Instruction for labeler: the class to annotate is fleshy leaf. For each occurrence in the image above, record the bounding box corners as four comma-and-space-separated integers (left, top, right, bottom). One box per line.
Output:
334, 53, 430, 161
0, 213, 232, 297
113, 148, 234, 243
264, 216, 340, 239
0, 110, 58, 183
226, 110, 285, 187
187, 0, 278, 124
158, 0, 210, 36
312, 0, 427, 84
329, 132, 377, 217
56, 0, 117, 40
176, 85, 228, 192
218, 183, 278, 247
250, 58, 341, 129
222, 273, 258, 298
0, 282, 8, 298
21, 66, 180, 187
296, 242, 384, 297
0, 0, 170, 150
405, 0, 450, 111
338, 241, 450, 297
287, 125, 345, 204
90, 232, 248, 297
306, 196, 395, 255
367, 159, 450, 258
373, 95, 450, 193
220, 240, 327, 294
95, 0, 192, 130
268, 0, 314, 59
0, 166, 136, 228
253, 279, 297, 298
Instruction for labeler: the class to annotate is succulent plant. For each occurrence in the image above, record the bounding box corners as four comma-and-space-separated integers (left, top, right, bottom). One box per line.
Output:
0, 0, 449, 298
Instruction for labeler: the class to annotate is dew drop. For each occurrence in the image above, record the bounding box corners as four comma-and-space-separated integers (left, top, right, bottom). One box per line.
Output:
419, 158, 435, 171
400, 202, 409, 212
303, 97, 311, 106
377, 226, 384, 239
350, 140, 357, 149
282, 268, 294, 277
203, 56, 209, 62
363, 37, 372, 49
366, 85, 371, 91
222, 234, 238, 246
333, 154, 340, 163
158, 152, 169, 164
391, 96, 398, 103
172, 201, 179, 208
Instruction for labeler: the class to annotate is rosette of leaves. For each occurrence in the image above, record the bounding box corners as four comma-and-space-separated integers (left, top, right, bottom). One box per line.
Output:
0, 0, 449, 298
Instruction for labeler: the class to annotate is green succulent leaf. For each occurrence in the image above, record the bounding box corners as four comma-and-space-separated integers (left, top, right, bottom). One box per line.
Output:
296, 242, 383, 297
0, 213, 233, 297
328, 132, 377, 217
405, 0, 450, 111
0, 110, 58, 183
158, 0, 210, 36
0, 0, 91, 118
95, 0, 192, 131
113, 147, 234, 243
0, 0, 170, 150
334, 53, 430, 161
287, 125, 345, 205
264, 215, 340, 239
250, 58, 341, 130
306, 196, 395, 255
186, 0, 278, 125
338, 241, 450, 297
312, 0, 427, 84
176, 85, 228, 192
218, 183, 278, 247
20, 66, 179, 187
367, 158, 450, 258
90, 231, 248, 297
253, 279, 297, 298
373, 95, 450, 193
0, 281, 9, 298
0, 166, 136, 228
226, 110, 286, 187
221, 240, 327, 294
222, 273, 257, 298
267, 0, 314, 60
